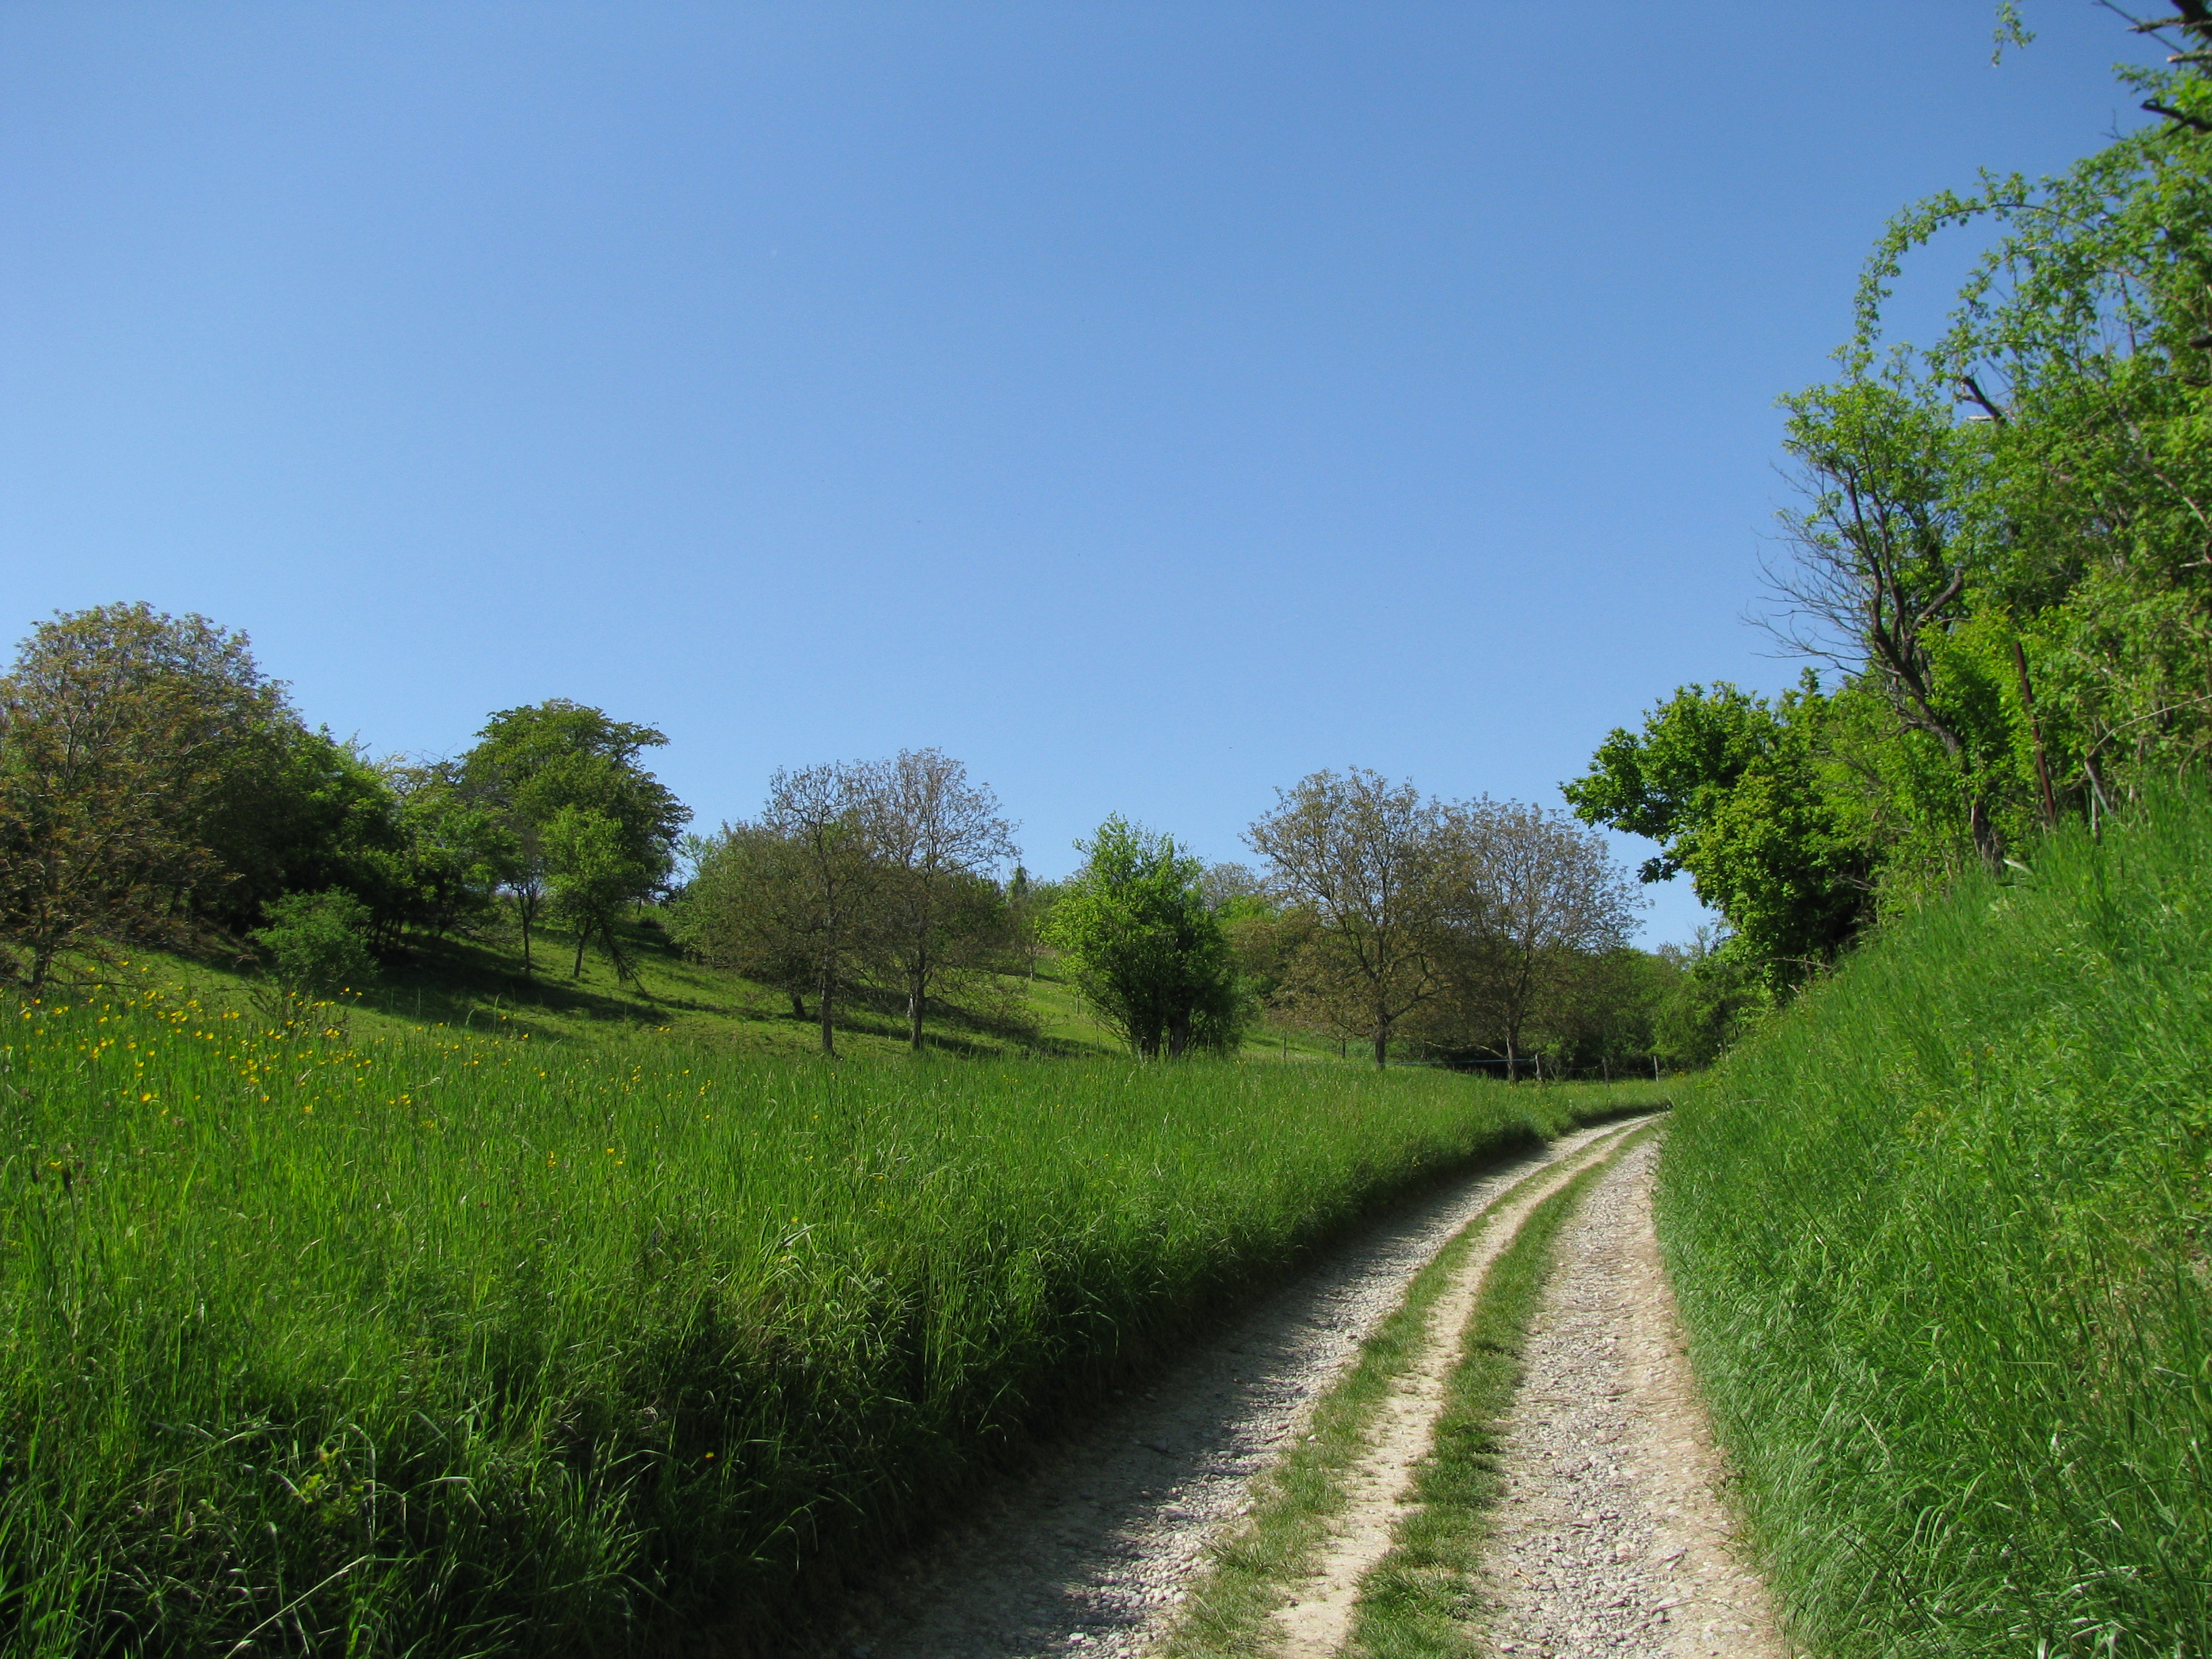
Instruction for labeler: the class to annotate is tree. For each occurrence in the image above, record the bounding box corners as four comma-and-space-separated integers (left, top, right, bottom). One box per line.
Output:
761, 761, 883, 1057
1766, 382, 2013, 871
0, 604, 289, 991
1003, 865, 1055, 979
250, 888, 375, 1002
1763, 9, 2212, 887
382, 760, 518, 941
1563, 679, 1874, 988
1540, 947, 1670, 1080
1244, 769, 1468, 1066
1651, 930, 1766, 1070
458, 701, 688, 978
542, 805, 649, 982
861, 750, 1019, 1050
670, 823, 823, 1021
194, 726, 440, 946
1045, 817, 1246, 1059
1433, 801, 1641, 1079
1200, 861, 1265, 910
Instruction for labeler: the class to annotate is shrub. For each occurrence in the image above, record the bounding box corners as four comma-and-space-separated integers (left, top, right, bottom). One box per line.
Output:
250, 888, 375, 998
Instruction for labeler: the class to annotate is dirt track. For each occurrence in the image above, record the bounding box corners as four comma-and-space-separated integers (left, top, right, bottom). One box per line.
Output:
1479, 1139, 1793, 1658
813, 1122, 1631, 1658
812, 1122, 1787, 1659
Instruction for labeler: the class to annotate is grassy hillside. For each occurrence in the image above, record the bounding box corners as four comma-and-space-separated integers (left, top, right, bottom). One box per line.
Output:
120, 905, 1354, 1066
1657, 787, 2212, 1657
0, 966, 1656, 1654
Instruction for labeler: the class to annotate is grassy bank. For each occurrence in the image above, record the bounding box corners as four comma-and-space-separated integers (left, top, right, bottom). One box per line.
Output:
0, 979, 1654, 1654
1657, 789, 2212, 1656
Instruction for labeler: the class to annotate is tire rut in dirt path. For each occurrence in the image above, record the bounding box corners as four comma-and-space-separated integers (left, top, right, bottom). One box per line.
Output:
1479, 1139, 1795, 1659
1266, 1126, 1641, 1659
802, 1120, 1643, 1659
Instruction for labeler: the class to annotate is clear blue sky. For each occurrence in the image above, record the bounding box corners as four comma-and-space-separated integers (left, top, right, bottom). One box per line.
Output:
0, 4, 2165, 943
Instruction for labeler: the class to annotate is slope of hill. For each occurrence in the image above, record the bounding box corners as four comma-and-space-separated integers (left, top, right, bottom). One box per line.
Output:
0, 948, 1654, 1653
120, 907, 1357, 1065
1658, 787, 2212, 1656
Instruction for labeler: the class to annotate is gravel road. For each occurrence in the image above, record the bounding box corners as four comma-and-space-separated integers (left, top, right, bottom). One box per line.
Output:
1268, 1127, 1634, 1658
808, 1121, 1637, 1659
1477, 1138, 1794, 1659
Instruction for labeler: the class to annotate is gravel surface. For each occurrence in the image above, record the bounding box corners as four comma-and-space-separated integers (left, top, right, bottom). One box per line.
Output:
805, 1121, 1638, 1659
1479, 1139, 1794, 1659
1269, 1128, 1633, 1658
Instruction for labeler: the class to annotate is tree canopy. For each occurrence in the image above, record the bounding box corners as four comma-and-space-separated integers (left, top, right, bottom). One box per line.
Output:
1574, 12, 2212, 996
1045, 817, 1247, 1059
459, 701, 689, 981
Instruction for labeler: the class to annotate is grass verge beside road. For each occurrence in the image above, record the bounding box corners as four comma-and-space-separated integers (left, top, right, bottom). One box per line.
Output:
1658, 786, 2212, 1657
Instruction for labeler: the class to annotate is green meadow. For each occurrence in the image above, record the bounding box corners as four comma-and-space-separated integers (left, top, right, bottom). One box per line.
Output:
0, 973, 1653, 1654
117, 909, 1359, 1068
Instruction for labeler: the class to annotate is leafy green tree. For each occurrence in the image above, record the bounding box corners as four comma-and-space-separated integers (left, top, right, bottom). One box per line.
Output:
1541, 947, 1671, 1080
1003, 864, 1057, 979
1046, 817, 1246, 1059
1772, 10, 2212, 874
1565, 679, 1875, 988
382, 761, 518, 941
249, 888, 375, 1001
1651, 931, 1766, 1069
458, 701, 688, 978
670, 823, 824, 1021
1577, 14, 2212, 978
197, 726, 409, 940
541, 805, 647, 981
0, 604, 290, 991
1766, 380, 2016, 870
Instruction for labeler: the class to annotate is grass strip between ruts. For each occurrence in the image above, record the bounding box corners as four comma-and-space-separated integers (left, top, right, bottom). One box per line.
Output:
1343, 1121, 1660, 1658
1158, 1119, 1648, 1659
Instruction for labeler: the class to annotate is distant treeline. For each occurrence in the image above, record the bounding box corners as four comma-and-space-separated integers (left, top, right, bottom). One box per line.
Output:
0, 602, 1727, 1069
1571, 26, 2212, 1033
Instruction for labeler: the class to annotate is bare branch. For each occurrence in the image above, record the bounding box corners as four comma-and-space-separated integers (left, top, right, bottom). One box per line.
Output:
1955, 374, 2009, 424
2143, 101, 2212, 131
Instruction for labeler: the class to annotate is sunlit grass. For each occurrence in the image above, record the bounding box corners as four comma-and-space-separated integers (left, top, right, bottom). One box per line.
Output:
1658, 786, 2212, 1657
0, 975, 1655, 1654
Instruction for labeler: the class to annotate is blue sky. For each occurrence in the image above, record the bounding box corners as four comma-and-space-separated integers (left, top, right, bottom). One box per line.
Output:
0, 4, 2165, 943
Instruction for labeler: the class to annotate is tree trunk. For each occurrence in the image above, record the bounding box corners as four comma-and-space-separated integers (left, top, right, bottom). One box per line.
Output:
1167, 1012, 1189, 1060
789, 990, 808, 1021
1504, 1033, 1518, 1083
2011, 640, 2062, 830
907, 983, 925, 1052
1372, 1029, 1388, 1068
818, 963, 836, 1057
1969, 793, 2005, 872
572, 923, 588, 979
518, 895, 534, 975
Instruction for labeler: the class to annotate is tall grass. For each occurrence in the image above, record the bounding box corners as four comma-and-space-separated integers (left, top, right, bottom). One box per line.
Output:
1658, 787, 2212, 1657
0, 983, 1643, 1655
